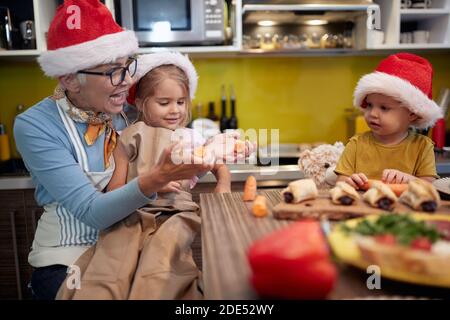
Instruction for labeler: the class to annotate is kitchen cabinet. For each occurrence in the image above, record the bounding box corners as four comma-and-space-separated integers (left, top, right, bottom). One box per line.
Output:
1, 0, 448, 60
0, 0, 243, 58
369, 0, 450, 49
0, 190, 33, 299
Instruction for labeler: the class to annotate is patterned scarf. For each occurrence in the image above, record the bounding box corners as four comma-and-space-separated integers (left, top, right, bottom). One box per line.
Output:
52, 85, 117, 169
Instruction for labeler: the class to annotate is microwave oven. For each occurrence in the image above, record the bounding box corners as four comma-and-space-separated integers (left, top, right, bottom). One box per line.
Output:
120, 0, 226, 46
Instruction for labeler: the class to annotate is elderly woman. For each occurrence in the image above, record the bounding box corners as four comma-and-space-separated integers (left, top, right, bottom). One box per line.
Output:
13, 0, 211, 300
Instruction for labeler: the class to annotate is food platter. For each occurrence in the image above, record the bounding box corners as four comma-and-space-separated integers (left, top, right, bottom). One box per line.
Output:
328, 214, 450, 288
272, 191, 450, 221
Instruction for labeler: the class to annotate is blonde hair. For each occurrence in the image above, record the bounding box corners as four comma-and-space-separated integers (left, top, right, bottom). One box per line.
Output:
135, 65, 192, 127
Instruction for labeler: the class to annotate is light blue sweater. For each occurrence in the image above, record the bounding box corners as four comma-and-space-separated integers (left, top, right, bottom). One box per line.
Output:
14, 98, 154, 231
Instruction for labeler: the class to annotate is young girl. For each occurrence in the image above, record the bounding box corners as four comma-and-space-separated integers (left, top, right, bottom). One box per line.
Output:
58, 53, 242, 300
335, 53, 441, 189
108, 52, 232, 194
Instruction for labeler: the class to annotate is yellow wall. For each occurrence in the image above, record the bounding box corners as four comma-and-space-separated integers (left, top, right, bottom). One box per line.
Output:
1, 53, 450, 158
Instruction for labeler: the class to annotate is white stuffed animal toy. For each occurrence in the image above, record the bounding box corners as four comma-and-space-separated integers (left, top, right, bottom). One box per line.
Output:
297, 142, 345, 189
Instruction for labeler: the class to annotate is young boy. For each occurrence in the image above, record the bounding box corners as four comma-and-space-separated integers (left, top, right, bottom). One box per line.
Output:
335, 53, 442, 189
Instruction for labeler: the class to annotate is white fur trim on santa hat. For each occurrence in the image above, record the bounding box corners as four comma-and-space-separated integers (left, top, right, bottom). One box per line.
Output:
353, 71, 442, 129
135, 52, 198, 99
38, 30, 138, 78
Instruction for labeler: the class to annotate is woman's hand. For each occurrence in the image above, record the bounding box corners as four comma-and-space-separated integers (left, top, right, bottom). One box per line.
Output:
138, 143, 213, 197
382, 169, 414, 184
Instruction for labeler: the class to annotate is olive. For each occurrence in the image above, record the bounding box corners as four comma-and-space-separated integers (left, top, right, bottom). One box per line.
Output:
377, 198, 393, 210
283, 192, 294, 203
339, 196, 354, 206
421, 201, 437, 212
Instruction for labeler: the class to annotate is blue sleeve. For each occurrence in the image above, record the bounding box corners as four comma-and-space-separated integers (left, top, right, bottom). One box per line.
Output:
14, 115, 155, 231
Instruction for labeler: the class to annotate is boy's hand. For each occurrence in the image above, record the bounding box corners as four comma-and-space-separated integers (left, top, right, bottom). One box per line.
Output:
344, 173, 369, 190
159, 181, 182, 193
382, 169, 414, 184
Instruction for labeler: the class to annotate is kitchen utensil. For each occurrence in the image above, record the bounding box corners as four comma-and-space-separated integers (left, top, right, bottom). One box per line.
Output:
299, 33, 308, 47
272, 34, 282, 49
400, 32, 413, 44
220, 85, 228, 132
242, 35, 251, 49
367, 30, 384, 47
432, 88, 450, 150
0, 7, 13, 50
0, 122, 11, 162
228, 84, 237, 130
411, 0, 432, 9
261, 33, 274, 50
413, 30, 430, 43
336, 33, 345, 48
437, 88, 450, 118
432, 119, 446, 149
282, 34, 300, 49
321, 33, 337, 48
19, 20, 36, 49
401, 0, 413, 8
307, 32, 321, 49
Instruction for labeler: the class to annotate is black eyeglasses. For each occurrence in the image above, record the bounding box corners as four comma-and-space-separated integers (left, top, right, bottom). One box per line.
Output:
77, 57, 137, 86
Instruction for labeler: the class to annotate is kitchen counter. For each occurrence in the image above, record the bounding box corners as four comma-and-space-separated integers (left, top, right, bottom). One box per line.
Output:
3, 156, 450, 191
0, 164, 304, 190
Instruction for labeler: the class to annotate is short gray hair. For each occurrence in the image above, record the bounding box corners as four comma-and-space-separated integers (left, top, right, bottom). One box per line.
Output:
76, 73, 87, 85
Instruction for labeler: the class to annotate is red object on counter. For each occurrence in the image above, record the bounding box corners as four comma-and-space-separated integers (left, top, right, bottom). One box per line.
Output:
432, 118, 446, 149
247, 221, 337, 299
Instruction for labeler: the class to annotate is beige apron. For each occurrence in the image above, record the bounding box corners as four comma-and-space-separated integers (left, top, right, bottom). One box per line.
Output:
57, 122, 202, 300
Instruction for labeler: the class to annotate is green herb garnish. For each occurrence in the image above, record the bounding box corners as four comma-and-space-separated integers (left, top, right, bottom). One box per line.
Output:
340, 214, 442, 245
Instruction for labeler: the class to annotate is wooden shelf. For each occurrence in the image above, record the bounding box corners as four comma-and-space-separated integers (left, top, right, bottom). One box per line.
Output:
371, 0, 450, 49
400, 8, 450, 21
0, 50, 40, 57
371, 43, 450, 49
138, 45, 241, 54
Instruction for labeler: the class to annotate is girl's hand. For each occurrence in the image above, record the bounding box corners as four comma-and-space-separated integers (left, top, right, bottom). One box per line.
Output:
345, 173, 368, 190
141, 143, 213, 194
382, 169, 414, 184
159, 181, 182, 193
214, 183, 231, 193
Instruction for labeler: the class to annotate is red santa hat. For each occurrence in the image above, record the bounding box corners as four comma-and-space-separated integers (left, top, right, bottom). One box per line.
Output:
38, 0, 138, 77
353, 53, 442, 129
127, 51, 198, 105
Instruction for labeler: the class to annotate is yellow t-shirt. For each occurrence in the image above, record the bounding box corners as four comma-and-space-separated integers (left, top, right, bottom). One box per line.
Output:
335, 131, 438, 179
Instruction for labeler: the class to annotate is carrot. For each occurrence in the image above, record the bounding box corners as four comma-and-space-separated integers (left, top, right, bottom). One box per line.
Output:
361, 179, 375, 191
252, 195, 268, 217
243, 175, 257, 201
388, 183, 409, 197
234, 140, 246, 154
193, 146, 206, 158
360, 179, 408, 196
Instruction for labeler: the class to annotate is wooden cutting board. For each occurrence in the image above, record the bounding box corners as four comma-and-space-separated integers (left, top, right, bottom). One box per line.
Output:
273, 190, 450, 221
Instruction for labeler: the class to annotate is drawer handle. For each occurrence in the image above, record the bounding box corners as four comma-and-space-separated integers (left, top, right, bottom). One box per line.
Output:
10, 211, 23, 300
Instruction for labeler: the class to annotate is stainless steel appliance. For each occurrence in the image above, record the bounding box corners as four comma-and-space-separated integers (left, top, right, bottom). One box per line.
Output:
120, 0, 226, 46
241, 0, 375, 51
